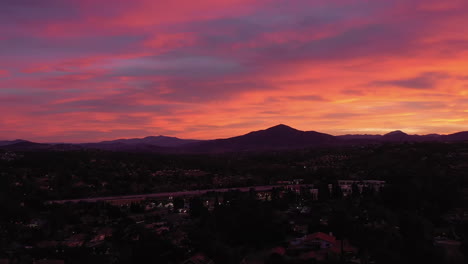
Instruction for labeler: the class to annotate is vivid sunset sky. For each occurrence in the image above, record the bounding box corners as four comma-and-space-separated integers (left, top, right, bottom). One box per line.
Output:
1, 0, 468, 142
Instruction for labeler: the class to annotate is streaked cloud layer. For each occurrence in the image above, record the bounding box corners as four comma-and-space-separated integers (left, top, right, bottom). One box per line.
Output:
1, 0, 468, 142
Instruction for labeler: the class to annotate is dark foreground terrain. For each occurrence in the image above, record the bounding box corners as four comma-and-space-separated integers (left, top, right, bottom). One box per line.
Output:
1, 142, 467, 263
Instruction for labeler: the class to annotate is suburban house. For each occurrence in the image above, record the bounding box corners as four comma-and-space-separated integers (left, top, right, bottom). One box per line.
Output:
182, 253, 215, 264
288, 232, 359, 262
338, 180, 386, 196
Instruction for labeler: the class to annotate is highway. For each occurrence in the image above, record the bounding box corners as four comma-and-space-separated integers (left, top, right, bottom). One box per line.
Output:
47, 184, 313, 204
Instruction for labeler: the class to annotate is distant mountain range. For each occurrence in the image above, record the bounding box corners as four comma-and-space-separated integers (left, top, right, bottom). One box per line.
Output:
1, 124, 468, 153
80, 136, 202, 151
0, 139, 29, 146
99, 136, 201, 147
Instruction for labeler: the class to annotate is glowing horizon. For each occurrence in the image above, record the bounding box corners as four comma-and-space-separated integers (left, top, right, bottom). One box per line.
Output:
1, 0, 468, 142
1, 123, 465, 144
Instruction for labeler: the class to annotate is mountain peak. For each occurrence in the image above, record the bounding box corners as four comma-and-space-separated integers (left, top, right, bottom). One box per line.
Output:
266, 124, 299, 132
143, 135, 176, 139
384, 130, 408, 137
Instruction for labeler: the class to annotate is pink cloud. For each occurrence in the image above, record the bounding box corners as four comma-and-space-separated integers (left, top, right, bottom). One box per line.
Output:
0, 70, 9, 77
1, 0, 468, 142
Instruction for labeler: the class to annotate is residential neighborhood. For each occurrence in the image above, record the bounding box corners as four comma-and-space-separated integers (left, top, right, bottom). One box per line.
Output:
1, 142, 467, 263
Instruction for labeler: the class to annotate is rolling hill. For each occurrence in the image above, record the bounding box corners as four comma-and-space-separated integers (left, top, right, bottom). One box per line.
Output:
1, 125, 468, 153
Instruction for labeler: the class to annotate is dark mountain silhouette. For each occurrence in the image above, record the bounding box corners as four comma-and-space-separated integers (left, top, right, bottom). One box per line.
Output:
77, 135, 201, 152
1, 125, 468, 153
0, 139, 29, 146
384, 130, 407, 137
184, 124, 337, 152
381, 130, 411, 142
444, 131, 468, 141
381, 130, 452, 142
98, 135, 201, 147
338, 130, 446, 143
0, 141, 52, 151
336, 134, 382, 140
79, 142, 170, 152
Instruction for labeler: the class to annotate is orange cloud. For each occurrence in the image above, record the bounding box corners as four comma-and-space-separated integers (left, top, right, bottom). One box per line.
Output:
1, 0, 468, 142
